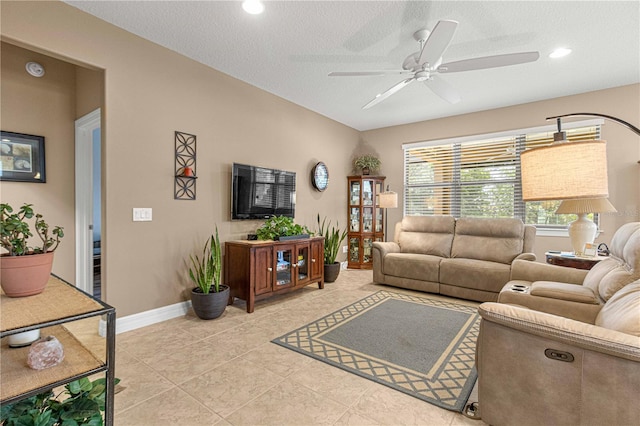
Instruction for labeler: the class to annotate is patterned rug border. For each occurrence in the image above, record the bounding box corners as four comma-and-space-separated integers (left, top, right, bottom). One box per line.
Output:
271, 290, 480, 412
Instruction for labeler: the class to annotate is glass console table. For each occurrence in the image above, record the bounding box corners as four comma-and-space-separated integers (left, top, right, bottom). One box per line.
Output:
1, 275, 116, 425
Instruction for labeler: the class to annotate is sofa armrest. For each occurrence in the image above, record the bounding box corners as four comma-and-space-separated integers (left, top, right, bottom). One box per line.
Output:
478, 302, 640, 361
510, 259, 588, 284
372, 241, 400, 258
372, 242, 400, 282
514, 252, 536, 262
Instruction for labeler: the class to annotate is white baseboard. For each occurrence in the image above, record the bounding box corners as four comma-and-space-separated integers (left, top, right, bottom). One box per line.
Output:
115, 300, 192, 334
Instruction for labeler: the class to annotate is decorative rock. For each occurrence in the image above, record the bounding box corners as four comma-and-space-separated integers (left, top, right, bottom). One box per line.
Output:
27, 336, 64, 370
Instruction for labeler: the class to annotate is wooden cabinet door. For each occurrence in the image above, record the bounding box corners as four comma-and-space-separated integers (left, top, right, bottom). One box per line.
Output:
254, 246, 273, 295
309, 239, 323, 281
294, 243, 310, 285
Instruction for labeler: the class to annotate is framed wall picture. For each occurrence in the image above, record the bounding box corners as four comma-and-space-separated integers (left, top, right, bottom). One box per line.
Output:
0, 131, 46, 183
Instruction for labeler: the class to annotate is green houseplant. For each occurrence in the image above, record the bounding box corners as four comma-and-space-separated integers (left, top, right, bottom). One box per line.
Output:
317, 215, 348, 283
256, 216, 310, 241
0, 203, 64, 297
353, 154, 381, 175
0, 376, 119, 426
188, 226, 229, 320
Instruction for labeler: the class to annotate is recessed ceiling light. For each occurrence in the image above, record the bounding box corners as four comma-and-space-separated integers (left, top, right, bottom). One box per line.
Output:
242, 0, 264, 15
549, 48, 572, 59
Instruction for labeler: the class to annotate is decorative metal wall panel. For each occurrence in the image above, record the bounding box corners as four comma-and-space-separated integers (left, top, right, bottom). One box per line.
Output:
174, 131, 197, 200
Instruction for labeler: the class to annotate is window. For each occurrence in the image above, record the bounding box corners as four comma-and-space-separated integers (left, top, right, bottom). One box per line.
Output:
403, 121, 602, 230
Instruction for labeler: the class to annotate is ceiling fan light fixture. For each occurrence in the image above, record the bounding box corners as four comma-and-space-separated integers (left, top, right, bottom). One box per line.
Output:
549, 47, 572, 58
242, 0, 264, 15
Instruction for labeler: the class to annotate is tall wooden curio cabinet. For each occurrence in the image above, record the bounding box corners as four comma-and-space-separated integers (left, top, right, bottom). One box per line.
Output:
347, 175, 385, 269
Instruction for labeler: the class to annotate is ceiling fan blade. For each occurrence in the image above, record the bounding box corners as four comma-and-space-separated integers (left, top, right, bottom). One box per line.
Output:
425, 75, 461, 104
328, 70, 413, 77
418, 20, 458, 66
363, 78, 415, 109
438, 51, 540, 73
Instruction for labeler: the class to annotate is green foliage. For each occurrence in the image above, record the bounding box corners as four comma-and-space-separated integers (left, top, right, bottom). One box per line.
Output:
0, 377, 120, 426
353, 154, 381, 173
188, 227, 222, 294
316, 214, 347, 264
256, 216, 310, 241
0, 203, 64, 256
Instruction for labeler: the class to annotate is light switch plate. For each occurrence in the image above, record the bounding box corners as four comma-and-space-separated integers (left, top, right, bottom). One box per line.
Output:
133, 208, 152, 222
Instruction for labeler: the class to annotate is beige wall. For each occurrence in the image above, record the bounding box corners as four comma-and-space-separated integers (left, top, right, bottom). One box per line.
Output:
2, 1, 638, 318
362, 84, 640, 261
1, 1, 359, 316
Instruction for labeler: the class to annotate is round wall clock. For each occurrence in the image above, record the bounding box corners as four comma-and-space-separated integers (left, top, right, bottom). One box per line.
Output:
311, 162, 329, 192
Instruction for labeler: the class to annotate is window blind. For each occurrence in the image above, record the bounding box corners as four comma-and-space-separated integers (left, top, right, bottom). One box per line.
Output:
403, 123, 601, 227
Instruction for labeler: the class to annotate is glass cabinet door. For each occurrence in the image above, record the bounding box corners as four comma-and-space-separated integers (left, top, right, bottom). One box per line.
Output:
375, 208, 383, 232
349, 237, 360, 263
275, 247, 293, 287
362, 180, 373, 206
363, 207, 373, 232
350, 181, 360, 205
296, 245, 309, 282
350, 207, 360, 232
363, 238, 373, 264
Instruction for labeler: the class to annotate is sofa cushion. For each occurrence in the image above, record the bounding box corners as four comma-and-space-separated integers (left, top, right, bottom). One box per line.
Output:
383, 252, 441, 282
451, 217, 525, 264
398, 215, 455, 257
440, 258, 511, 293
595, 281, 640, 336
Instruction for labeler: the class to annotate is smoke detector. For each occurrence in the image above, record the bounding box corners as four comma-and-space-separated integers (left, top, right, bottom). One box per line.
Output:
25, 62, 45, 78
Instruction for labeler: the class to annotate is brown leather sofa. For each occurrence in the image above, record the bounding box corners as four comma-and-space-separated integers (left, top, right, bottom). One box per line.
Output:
498, 221, 640, 322
476, 281, 640, 426
476, 222, 640, 425
372, 216, 536, 302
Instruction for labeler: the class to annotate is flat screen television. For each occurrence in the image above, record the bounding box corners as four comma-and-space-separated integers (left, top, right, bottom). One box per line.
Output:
231, 163, 296, 220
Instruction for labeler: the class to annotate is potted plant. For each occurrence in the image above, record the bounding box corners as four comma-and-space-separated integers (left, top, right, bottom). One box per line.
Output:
256, 216, 311, 241
317, 215, 348, 283
354, 154, 381, 175
0, 376, 119, 425
0, 203, 64, 298
188, 227, 229, 320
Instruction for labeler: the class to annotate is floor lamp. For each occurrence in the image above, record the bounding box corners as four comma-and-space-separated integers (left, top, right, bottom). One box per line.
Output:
379, 186, 398, 242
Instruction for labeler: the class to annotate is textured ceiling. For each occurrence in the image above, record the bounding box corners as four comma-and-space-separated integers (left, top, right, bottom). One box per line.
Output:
65, 1, 640, 131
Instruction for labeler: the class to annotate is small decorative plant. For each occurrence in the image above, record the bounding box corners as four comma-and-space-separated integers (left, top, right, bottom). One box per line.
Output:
188, 227, 222, 294
0, 203, 64, 256
317, 214, 347, 264
353, 154, 381, 174
256, 216, 310, 241
0, 377, 119, 426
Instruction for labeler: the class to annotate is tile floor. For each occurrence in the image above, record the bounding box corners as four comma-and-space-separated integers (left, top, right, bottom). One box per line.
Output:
111, 269, 487, 425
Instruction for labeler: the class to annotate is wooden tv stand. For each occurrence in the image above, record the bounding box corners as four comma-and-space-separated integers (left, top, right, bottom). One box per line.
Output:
224, 237, 324, 313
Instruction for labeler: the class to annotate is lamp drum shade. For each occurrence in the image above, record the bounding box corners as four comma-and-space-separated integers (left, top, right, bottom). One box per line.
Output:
379, 191, 398, 209
520, 140, 608, 201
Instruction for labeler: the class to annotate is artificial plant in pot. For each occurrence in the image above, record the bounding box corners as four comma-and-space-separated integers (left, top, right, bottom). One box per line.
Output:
317, 214, 348, 283
0, 203, 64, 298
256, 215, 311, 241
188, 227, 229, 320
353, 154, 381, 175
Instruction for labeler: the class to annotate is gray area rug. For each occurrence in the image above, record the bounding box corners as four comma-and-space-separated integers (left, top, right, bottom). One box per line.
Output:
272, 290, 479, 412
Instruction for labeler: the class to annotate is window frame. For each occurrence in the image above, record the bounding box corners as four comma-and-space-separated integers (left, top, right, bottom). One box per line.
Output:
402, 119, 604, 233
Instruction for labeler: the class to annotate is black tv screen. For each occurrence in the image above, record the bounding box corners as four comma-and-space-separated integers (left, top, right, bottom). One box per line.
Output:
231, 163, 296, 220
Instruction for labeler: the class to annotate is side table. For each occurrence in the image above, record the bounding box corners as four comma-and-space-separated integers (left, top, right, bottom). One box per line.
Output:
545, 251, 606, 270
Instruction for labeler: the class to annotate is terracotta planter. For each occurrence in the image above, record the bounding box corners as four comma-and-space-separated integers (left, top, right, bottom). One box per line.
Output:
324, 262, 341, 283
190, 285, 230, 320
0, 251, 54, 297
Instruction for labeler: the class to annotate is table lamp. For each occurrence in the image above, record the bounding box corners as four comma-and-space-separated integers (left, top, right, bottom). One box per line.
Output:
555, 197, 617, 255
379, 186, 398, 242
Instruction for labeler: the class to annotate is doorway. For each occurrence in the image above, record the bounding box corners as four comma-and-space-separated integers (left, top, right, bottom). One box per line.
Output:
75, 109, 101, 298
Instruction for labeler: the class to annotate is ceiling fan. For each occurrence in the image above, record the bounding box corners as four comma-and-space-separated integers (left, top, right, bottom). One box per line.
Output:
329, 20, 540, 109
